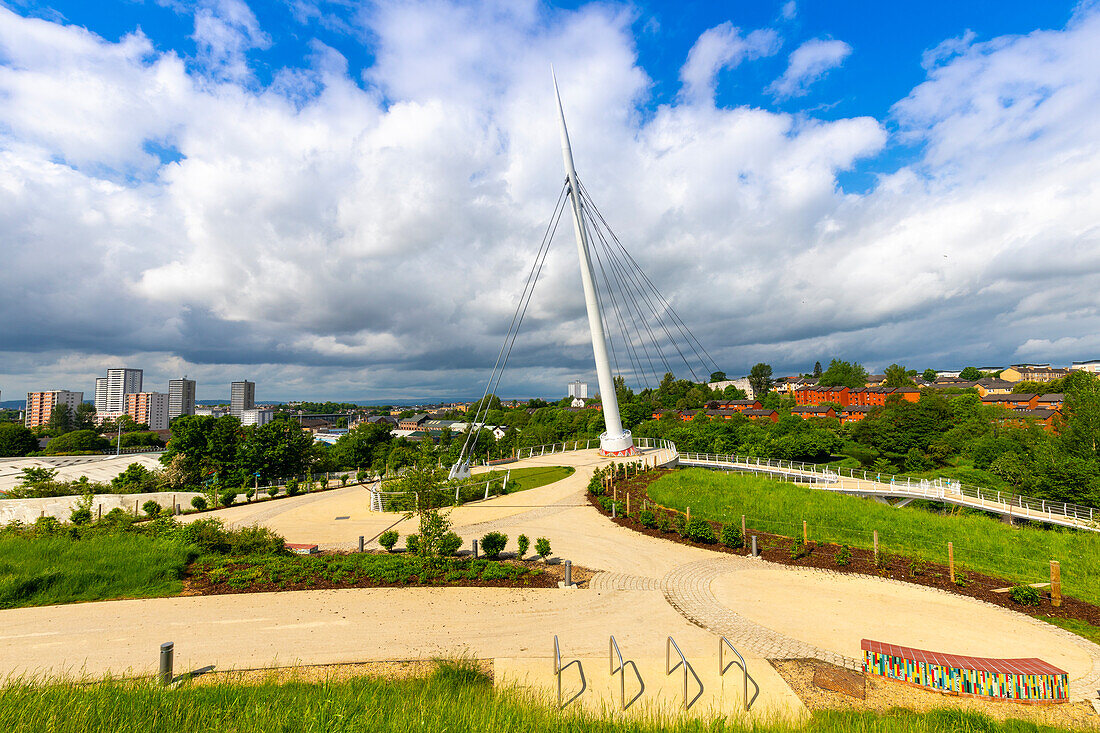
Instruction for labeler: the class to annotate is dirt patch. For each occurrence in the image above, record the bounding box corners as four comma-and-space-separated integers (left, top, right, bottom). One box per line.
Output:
813, 665, 865, 699
592, 470, 1100, 628
773, 658, 1099, 729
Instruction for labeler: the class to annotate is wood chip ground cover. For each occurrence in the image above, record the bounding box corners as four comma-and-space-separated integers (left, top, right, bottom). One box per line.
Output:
186, 552, 558, 594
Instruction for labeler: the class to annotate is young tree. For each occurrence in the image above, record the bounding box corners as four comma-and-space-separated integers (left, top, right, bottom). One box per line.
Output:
73, 403, 97, 431
709, 371, 727, 383
748, 363, 773, 398
48, 404, 74, 434
959, 366, 982, 381
921, 368, 937, 382
813, 361, 823, 378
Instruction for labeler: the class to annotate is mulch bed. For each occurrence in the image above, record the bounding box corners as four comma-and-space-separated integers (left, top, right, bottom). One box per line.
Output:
590, 470, 1100, 629
183, 554, 591, 596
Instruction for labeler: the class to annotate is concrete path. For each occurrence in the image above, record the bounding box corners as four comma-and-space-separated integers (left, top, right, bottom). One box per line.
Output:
2, 446, 1099, 715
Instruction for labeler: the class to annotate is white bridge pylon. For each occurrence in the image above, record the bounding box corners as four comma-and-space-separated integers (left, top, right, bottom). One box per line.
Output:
554, 71, 637, 457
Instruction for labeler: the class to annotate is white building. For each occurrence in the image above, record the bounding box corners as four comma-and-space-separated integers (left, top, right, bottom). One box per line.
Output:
568, 380, 588, 399
94, 368, 143, 413
707, 377, 755, 400
239, 408, 274, 427
168, 378, 196, 419
195, 407, 228, 418
1071, 360, 1100, 373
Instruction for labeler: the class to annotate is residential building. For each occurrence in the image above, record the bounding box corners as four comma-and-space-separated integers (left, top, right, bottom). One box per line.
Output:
240, 408, 274, 427
398, 413, 429, 431
195, 407, 228, 418
864, 375, 886, 387
1000, 365, 1068, 383
1036, 394, 1065, 411
25, 390, 83, 428
981, 393, 1040, 410
230, 380, 255, 417
934, 370, 961, 378
792, 405, 836, 419
1071, 360, 1100, 373
568, 381, 588, 399
974, 378, 1014, 397
839, 406, 874, 424
94, 368, 143, 413
708, 377, 755, 400
168, 378, 196, 419
705, 399, 762, 412
125, 392, 169, 431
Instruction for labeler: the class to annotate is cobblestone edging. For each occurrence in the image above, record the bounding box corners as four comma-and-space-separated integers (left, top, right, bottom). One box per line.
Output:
658, 557, 860, 671
588, 572, 667, 592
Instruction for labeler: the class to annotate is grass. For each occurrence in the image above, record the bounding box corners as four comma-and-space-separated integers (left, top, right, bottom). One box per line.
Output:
0, 663, 1081, 733
0, 534, 193, 609
648, 469, 1100, 606
191, 553, 542, 590
489, 465, 575, 493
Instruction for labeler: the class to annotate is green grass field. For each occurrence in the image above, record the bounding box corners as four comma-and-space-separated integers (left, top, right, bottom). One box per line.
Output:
487, 465, 575, 493
0, 534, 193, 609
0, 662, 1078, 733
647, 470, 1100, 606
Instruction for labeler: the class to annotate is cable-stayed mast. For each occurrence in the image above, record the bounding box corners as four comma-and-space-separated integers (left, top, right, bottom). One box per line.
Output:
553, 71, 637, 456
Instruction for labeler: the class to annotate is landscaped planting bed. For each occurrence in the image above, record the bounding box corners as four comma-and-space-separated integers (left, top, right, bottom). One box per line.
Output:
588, 466, 1100, 632
187, 552, 555, 594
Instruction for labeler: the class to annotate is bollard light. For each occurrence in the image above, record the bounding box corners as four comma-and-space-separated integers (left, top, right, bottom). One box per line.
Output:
358, 535, 365, 553
564, 560, 572, 587
751, 535, 758, 558
159, 642, 174, 687
472, 539, 479, 559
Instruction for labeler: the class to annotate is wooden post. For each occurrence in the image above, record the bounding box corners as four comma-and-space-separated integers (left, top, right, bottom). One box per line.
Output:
873, 530, 879, 562
626, 493, 630, 515
948, 542, 955, 584
741, 514, 746, 540
97, 504, 102, 520
803, 520, 808, 543
1051, 560, 1061, 607
686, 506, 691, 523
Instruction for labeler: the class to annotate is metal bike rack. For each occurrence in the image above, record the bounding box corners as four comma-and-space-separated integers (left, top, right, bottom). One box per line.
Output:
665, 636, 704, 710
719, 636, 760, 711
553, 635, 587, 710
609, 635, 645, 710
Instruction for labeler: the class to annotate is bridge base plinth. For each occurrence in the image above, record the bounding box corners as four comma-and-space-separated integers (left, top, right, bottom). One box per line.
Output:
599, 430, 638, 457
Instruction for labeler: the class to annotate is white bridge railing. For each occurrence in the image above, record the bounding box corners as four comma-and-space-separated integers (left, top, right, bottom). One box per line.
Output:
516, 437, 676, 460
677, 451, 1098, 531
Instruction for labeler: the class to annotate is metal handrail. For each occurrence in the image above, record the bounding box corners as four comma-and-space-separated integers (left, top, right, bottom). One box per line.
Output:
553, 635, 586, 710
665, 636, 704, 710
609, 636, 645, 710
719, 637, 760, 711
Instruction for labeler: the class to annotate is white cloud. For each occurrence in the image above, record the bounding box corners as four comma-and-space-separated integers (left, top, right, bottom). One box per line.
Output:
768, 38, 852, 98
191, 0, 271, 82
781, 2, 797, 21
679, 22, 780, 104
1, 2, 1100, 400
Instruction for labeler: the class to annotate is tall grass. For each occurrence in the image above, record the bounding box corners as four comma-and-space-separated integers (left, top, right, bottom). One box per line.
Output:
648, 470, 1100, 605
0, 534, 193, 609
0, 667, 1074, 733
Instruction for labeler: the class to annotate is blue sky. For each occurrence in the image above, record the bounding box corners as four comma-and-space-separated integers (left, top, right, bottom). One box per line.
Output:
0, 0, 1098, 401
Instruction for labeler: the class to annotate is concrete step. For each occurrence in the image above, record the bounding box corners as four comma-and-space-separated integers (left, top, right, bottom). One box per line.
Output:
494, 654, 807, 722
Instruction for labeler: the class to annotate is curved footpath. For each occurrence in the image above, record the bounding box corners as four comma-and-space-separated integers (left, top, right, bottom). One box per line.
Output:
2, 448, 1098, 716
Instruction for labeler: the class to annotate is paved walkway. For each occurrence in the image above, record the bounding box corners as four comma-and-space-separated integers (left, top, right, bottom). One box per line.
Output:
2, 447, 1099, 712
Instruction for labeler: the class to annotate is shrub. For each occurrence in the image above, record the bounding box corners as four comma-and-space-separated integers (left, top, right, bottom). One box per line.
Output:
907, 558, 926, 577
598, 496, 613, 513
405, 534, 420, 554
228, 525, 286, 555
954, 567, 970, 587
220, 492, 237, 508
191, 496, 208, 511
535, 537, 551, 558
789, 540, 812, 560
835, 545, 852, 566
439, 531, 463, 557
1010, 584, 1041, 606
638, 509, 657, 528
480, 532, 507, 559
33, 516, 63, 538
340, 474, 350, 487
245, 488, 255, 502
181, 518, 231, 554
674, 515, 687, 535
874, 551, 891, 570
720, 524, 743, 549
142, 500, 161, 518
267, 486, 278, 498
657, 514, 672, 533
356, 469, 368, 483
684, 518, 717, 544
378, 530, 399, 552
69, 507, 92, 525
286, 480, 300, 497
516, 534, 530, 558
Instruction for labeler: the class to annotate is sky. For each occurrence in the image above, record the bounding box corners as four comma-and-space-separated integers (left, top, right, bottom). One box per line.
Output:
1, 0, 1098, 403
